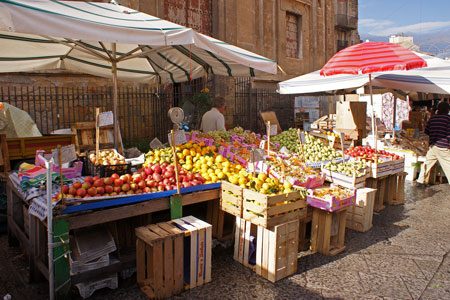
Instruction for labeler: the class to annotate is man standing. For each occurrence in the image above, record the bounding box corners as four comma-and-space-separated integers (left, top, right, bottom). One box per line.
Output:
417, 101, 450, 185
200, 96, 226, 132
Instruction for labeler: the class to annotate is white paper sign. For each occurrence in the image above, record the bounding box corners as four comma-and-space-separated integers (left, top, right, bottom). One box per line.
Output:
327, 135, 336, 147
98, 111, 114, 127
168, 130, 187, 146
270, 124, 278, 136
297, 131, 306, 144
52, 144, 77, 166
150, 138, 164, 150
251, 148, 265, 163
259, 140, 266, 150
279, 146, 290, 155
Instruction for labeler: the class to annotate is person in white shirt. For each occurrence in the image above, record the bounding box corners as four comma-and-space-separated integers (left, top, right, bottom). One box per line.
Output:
200, 96, 226, 132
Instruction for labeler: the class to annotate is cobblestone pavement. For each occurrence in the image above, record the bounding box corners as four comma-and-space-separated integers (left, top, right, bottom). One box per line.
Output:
0, 182, 449, 300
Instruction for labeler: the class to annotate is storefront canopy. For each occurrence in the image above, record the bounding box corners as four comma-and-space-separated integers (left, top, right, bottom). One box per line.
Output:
278, 52, 450, 95
0, 0, 277, 83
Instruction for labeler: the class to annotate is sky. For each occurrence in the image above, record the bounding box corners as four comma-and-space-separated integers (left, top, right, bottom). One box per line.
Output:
358, 0, 450, 37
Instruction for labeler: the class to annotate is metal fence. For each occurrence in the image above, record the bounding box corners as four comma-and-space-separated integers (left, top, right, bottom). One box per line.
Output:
234, 77, 295, 133
0, 85, 174, 144
0, 76, 294, 147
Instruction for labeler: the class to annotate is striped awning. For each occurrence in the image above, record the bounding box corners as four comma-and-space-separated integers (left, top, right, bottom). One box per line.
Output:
0, 0, 277, 83
320, 42, 427, 76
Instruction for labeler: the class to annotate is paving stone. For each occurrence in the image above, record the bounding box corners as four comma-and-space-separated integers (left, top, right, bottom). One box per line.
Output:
305, 269, 365, 294
364, 254, 426, 279
413, 258, 443, 280
420, 280, 450, 300
358, 272, 412, 299
321, 290, 384, 300
400, 276, 429, 299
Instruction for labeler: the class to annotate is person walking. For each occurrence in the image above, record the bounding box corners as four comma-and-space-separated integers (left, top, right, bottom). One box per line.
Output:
416, 101, 450, 185
200, 96, 226, 132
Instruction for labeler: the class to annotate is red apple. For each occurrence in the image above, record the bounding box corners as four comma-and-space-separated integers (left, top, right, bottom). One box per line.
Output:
94, 194, 101, 197
55, 193, 63, 201
93, 179, 104, 187
113, 186, 122, 193
119, 191, 126, 195
82, 182, 91, 189
111, 173, 120, 180
84, 176, 94, 184
87, 187, 97, 196
153, 165, 162, 174
110, 192, 117, 196
153, 173, 162, 182
163, 178, 170, 185
93, 176, 101, 181
145, 167, 153, 176
120, 175, 129, 183
105, 185, 113, 194
186, 173, 194, 181
104, 177, 114, 185
164, 171, 174, 179
143, 187, 151, 193
161, 162, 168, 168
96, 186, 105, 195
151, 187, 158, 192
126, 190, 134, 195
135, 189, 143, 194
103, 193, 110, 197
73, 181, 82, 189
138, 181, 146, 189
165, 184, 172, 191
140, 171, 146, 178
76, 188, 86, 197
122, 183, 130, 192
132, 175, 142, 183
146, 180, 155, 188
169, 177, 175, 184
157, 185, 165, 192
129, 183, 138, 191
114, 178, 123, 186
62, 185, 69, 194
69, 187, 77, 196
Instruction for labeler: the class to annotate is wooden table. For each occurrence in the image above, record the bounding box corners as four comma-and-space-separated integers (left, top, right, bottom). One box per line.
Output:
6, 176, 222, 299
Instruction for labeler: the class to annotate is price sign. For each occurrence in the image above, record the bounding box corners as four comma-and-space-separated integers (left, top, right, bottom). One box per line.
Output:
297, 131, 306, 144
279, 146, 290, 155
270, 124, 278, 136
98, 111, 114, 127
328, 135, 336, 147
52, 144, 77, 166
259, 140, 266, 150
150, 138, 164, 150
251, 148, 265, 163
168, 130, 187, 146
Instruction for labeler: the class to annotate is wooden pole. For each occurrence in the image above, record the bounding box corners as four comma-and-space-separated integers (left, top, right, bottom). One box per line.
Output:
57, 146, 65, 205
170, 130, 181, 194
267, 121, 271, 158
95, 107, 100, 161
112, 43, 119, 150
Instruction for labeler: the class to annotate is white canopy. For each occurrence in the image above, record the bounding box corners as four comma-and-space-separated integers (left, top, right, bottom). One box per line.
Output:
278, 52, 450, 95
0, 0, 277, 83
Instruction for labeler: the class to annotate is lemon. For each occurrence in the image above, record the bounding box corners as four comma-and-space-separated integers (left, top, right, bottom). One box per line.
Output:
238, 177, 247, 185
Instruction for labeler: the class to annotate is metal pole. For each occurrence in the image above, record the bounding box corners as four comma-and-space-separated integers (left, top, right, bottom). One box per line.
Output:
112, 43, 118, 150
44, 157, 54, 300
368, 74, 377, 147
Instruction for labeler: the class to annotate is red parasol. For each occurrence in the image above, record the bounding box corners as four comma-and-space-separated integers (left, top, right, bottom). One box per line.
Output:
320, 42, 427, 143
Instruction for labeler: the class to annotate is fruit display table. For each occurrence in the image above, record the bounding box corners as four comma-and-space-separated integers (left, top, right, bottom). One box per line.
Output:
6, 175, 221, 298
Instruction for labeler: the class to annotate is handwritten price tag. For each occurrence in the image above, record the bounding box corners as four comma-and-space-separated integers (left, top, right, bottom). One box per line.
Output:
52, 144, 77, 165
168, 130, 187, 146
150, 138, 164, 150
270, 124, 278, 136
98, 111, 114, 127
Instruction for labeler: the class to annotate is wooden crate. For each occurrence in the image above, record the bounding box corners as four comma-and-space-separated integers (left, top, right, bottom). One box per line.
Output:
71, 122, 124, 154
365, 177, 387, 212
298, 206, 313, 251
346, 188, 376, 232
386, 172, 407, 205
220, 181, 243, 217
234, 217, 299, 282
310, 207, 347, 256
170, 216, 212, 289
135, 221, 184, 300
368, 159, 392, 178
242, 189, 306, 228
322, 166, 370, 189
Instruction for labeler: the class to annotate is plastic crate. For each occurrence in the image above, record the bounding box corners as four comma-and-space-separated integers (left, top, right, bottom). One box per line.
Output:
86, 150, 131, 178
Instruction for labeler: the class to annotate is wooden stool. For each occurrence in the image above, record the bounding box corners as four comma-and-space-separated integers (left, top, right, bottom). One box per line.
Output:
310, 207, 347, 256
366, 177, 386, 212
346, 188, 376, 232
389, 172, 407, 205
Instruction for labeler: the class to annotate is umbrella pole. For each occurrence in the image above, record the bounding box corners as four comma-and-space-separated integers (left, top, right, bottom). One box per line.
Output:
112, 43, 118, 150
368, 74, 377, 147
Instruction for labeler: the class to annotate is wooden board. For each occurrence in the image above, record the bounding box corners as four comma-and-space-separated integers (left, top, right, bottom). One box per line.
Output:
0, 134, 10, 172
310, 207, 347, 256
220, 181, 243, 217
259, 111, 282, 134
6, 134, 75, 161
71, 122, 123, 154
346, 188, 376, 232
